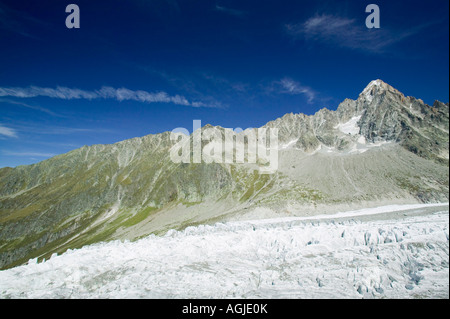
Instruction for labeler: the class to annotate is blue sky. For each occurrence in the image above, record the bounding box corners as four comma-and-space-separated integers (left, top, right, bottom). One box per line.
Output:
0, 0, 448, 167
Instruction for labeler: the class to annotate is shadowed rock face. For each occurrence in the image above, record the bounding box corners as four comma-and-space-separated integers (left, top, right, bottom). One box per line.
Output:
0, 80, 448, 269
265, 80, 449, 163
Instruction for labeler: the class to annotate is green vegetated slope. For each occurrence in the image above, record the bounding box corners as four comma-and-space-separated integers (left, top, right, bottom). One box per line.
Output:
0, 80, 448, 269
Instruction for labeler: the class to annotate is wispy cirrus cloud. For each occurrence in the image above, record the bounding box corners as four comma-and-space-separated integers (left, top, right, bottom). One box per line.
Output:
140, 68, 229, 108
9, 123, 114, 136
270, 78, 317, 104
0, 2, 49, 39
0, 124, 18, 138
0, 98, 62, 117
0, 85, 219, 108
214, 5, 245, 17
2, 150, 56, 158
285, 14, 423, 54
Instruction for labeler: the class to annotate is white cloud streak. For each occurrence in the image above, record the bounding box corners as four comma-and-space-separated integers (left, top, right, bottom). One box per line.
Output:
285, 14, 417, 53
277, 78, 316, 103
0, 85, 218, 108
215, 5, 245, 17
0, 98, 61, 117
0, 124, 18, 138
2, 150, 56, 157
10, 124, 114, 136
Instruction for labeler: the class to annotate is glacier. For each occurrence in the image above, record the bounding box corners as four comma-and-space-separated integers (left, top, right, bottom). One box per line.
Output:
0, 203, 448, 299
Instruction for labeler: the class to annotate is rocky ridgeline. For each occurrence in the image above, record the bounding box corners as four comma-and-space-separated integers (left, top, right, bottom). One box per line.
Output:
265, 79, 449, 163
0, 80, 448, 269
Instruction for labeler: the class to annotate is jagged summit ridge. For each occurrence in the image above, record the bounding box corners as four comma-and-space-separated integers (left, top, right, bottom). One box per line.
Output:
360, 79, 399, 101
269, 80, 449, 162
0, 79, 448, 270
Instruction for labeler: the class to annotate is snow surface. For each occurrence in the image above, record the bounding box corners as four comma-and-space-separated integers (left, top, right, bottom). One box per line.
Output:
362, 79, 382, 102
0, 204, 448, 299
280, 139, 298, 150
335, 115, 362, 135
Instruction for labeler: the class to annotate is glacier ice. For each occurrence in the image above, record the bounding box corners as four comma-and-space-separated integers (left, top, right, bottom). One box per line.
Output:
0, 204, 448, 299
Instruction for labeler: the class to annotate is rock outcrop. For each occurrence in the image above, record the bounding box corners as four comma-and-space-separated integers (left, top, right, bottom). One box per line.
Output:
0, 80, 448, 269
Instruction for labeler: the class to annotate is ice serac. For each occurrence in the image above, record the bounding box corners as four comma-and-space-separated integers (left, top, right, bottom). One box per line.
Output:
1, 205, 448, 298
0, 80, 448, 270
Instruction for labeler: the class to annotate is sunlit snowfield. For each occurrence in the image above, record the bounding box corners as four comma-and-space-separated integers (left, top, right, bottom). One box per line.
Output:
0, 204, 448, 299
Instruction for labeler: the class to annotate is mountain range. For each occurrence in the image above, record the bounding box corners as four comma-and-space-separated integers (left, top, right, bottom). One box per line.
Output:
0, 79, 448, 269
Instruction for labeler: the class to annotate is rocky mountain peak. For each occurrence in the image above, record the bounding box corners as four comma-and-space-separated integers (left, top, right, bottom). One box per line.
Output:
0, 79, 448, 270
359, 79, 403, 102
267, 80, 448, 164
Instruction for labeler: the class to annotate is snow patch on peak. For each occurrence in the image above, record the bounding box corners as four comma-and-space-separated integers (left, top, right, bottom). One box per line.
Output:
361, 80, 383, 102
357, 136, 366, 144
335, 115, 362, 135
366, 79, 383, 90
280, 139, 299, 150
363, 80, 384, 93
